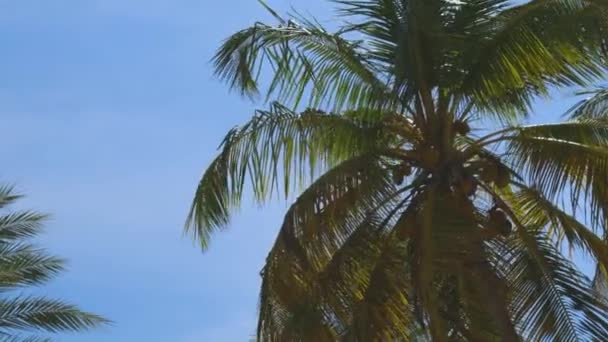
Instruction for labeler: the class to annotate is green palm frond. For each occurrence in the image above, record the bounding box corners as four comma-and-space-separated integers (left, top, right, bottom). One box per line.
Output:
513, 119, 608, 145
0, 297, 107, 334
507, 230, 608, 341
186, 103, 395, 249
481, 183, 608, 341
510, 186, 608, 260
259, 216, 412, 341
461, 0, 607, 117
563, 87, 608, 299
0, 186, 108, 339
214, 5, 393, 111
0, 212, 47, 243
256, 154, 402, 339
274, 154, 399, 268
257, 221, 378, 340
314, 218, 387, 331
333, 0, 424, 103
255, 156, 422, 340
0, 188, 21, 210
344, 238, 413, 341
507, 120, 608, 227
0, 335, 51, 342
0, 244, 64, 290
567, 87, 608, 120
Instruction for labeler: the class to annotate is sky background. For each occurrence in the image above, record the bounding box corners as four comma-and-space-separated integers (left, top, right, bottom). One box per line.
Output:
0, 0, 595, 341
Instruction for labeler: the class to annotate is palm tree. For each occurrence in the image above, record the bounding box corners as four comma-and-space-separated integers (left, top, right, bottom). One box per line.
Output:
187, 0, 608, 340
0, 185, 108, 341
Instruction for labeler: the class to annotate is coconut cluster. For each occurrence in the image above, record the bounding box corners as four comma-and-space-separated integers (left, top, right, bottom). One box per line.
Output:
387, 118, 514, 239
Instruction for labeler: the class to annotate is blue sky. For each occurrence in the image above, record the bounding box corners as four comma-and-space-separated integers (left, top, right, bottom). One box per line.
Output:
0, 0, 596, 341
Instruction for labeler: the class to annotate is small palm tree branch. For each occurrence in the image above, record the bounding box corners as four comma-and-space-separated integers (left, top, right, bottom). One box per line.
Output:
264, 216, 405, 340
564, 87, 608, 296
315, 218, 387, 330
257, 230, 340, 340
510, 186, 608, 264
345, 237, 414, 340
474, 119, 608, 149
0, 185, 108, 338
473, 126, 519, 145
336, 0, 464, 114
0, 335, 51, 342
255, 154, 405, 339
592, 259, 608, 297
506, 232, 608, 341
257, 171, 417, 339
567, 87, 608, 120
461, 0, 607, 118
186, 103, 392, 249
514, 119, 608, 144
273, 153, 398, 270
0, 187, 21, 210
0, 212, 48, 243
0, 297, 109, 334
213, 4, 394, 111
507, 127, 608, 228
0, 244, 64, 290
480, 183, 608, 340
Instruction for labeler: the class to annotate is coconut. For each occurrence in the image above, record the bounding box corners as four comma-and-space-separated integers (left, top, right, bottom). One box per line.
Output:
479, 160, 499, 184
454, 120, 471, 135
496, 165, 511, 188
392, 162, 412, 185
459, 174, 477, 196
481, 227, 500, 240
487, 207, 512, 237
497, 219, 513, 236
392, 169, 405, 185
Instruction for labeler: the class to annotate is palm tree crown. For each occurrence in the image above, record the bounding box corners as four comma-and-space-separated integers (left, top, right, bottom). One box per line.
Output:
0, 186, 108, 341
188, 0, 608, 340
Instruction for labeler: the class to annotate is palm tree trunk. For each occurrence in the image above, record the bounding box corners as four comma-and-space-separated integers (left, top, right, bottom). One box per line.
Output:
473, 261, 520, 342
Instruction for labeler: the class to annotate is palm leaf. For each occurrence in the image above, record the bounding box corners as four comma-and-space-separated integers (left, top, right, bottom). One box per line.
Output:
510, 186, 608, 263
566, 87, 608, 120
256, 154, 401, 339
186, 103, 392, 249
0, 244, 64, 290
0, 212, 47, 243
213, 5, 393, 111
0, 186, 108, 338
0, 335, 51, 342
507, 230, 608, 341
461, 0, 607, 117
0, 188, 21, 210
0, 297, 108, 334
482, 184, 608, 341
507, 120, 608, 228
